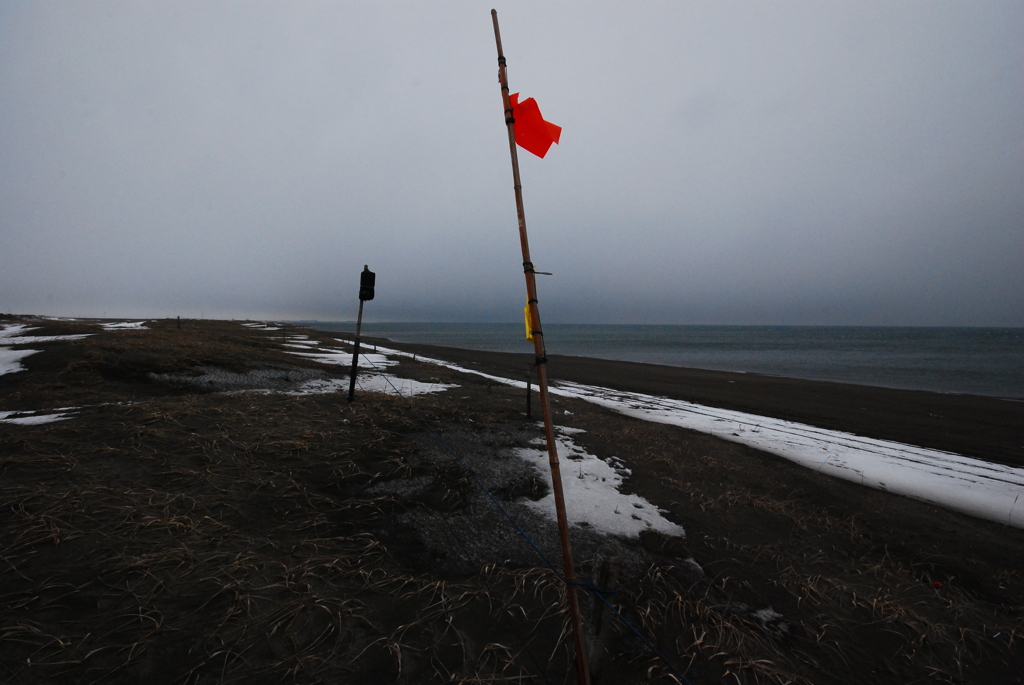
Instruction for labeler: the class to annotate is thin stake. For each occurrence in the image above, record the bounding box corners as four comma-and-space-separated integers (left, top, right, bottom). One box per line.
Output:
526, 370, 532, 419
586, 545, 621, 676
491, 10, 590, 685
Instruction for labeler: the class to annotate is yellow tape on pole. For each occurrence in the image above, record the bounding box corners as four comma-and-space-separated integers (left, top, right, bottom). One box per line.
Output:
524, 297, 534, 341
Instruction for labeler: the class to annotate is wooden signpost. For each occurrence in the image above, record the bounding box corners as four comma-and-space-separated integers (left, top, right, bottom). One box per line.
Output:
347, 265, 375, 402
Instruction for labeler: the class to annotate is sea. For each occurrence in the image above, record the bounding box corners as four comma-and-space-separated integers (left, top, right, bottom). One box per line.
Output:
306, 323, 1024, 400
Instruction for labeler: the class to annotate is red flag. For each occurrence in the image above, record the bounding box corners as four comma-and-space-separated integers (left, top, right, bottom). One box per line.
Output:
510, 93, 561, 158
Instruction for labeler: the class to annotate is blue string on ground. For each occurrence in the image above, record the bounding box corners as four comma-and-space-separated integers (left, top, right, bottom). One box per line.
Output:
354, 352, 695, 685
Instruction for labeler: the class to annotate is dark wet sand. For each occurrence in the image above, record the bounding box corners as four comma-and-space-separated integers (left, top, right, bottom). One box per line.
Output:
367, 339, 1024, 469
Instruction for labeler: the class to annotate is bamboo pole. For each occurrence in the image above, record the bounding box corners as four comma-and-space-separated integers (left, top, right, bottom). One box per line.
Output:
491, 10, 591, 685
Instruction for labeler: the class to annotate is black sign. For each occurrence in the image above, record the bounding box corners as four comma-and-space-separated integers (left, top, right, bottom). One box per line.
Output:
359, 266, 375, 301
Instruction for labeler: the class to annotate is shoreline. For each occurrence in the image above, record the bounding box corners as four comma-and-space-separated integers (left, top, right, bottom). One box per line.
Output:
357, 336, 1024, 469
308, 321, 1024, 400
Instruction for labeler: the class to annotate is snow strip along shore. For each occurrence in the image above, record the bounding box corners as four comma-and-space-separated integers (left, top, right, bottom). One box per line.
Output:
366, 342, 1024, 529
554, 381, 1024, 529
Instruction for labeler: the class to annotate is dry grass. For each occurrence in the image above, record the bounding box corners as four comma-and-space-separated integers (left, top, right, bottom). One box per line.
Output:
1, 318, 1021, 684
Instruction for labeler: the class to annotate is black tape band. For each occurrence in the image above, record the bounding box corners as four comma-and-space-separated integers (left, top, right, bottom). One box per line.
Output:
535, 355, 548, 366
498, 55, 506, 66
527, 298, 538, 304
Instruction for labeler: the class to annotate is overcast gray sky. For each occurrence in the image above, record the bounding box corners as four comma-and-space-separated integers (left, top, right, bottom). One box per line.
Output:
2, 2, 1021, 325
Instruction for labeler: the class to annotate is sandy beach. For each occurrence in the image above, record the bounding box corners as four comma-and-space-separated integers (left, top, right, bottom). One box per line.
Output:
1, 317, 1021, 684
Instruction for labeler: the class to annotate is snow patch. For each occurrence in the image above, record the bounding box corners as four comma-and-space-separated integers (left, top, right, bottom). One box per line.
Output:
316, 374, 454, 397
0, 324, 34, 339
283, 338, 320, 349
237, 374, 455, 397
1, 347, 38, 376
1, 324, 91, 376
0, 324, 91, 345
0, 407, 79, 425
285, 345, 401, 370
101, 321, 148, 329
514, 426, 685, 539
280, 344, 457, 397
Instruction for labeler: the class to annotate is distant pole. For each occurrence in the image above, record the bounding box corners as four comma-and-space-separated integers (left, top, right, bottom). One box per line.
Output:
347, 265, 376, 402
491, 11, 590, 685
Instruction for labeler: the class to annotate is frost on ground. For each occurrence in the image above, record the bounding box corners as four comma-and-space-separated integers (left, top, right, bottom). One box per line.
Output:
515, 425, 685, 538
100, 321, 148, 329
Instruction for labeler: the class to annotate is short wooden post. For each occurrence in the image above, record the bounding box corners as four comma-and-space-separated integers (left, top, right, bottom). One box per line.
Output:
587, 545, 621, 677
